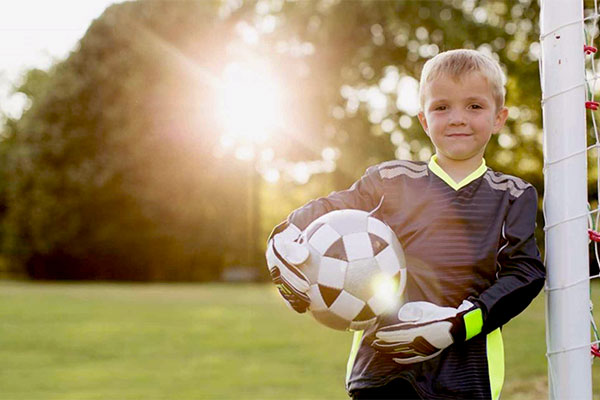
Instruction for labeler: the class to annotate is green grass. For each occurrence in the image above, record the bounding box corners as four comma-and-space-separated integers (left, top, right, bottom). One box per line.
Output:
0, 281, 599, 399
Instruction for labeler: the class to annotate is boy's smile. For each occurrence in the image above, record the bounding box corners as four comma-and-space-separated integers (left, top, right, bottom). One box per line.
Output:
418, 72, 508, 179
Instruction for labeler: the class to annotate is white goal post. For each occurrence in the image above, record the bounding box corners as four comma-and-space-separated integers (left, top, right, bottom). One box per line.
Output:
540, 0, 593, 398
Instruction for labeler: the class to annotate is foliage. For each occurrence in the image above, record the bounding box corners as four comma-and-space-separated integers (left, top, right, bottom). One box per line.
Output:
258, 0, 545, 243
3, 2, 254, 280
1, 0, 546, 280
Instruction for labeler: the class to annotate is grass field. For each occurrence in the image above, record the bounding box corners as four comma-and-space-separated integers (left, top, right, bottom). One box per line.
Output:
1, 281, 599, 399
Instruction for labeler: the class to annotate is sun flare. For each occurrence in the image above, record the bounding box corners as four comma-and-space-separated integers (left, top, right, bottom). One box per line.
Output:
372, 274, 401, 310
218, 61, 283, 146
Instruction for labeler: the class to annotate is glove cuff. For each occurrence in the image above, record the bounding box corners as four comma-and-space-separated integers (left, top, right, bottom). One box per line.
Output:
268, 221, 301, 242
463, 307, 483, 340
450, 306, 483, 343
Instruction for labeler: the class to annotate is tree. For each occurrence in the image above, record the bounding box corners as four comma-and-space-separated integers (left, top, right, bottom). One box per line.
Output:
4, 1, 255, 280
2, 0, 546, 280
260, 0, 544, 242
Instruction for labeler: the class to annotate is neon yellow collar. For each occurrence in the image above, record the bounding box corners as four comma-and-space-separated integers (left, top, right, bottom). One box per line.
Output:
428, 155, 487, 191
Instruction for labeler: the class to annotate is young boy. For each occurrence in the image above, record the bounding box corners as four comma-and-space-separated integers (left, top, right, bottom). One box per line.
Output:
266, 49, 545, 400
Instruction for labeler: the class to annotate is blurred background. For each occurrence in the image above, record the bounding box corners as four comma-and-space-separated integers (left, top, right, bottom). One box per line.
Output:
0, 0, 547, 281
0, 0, 598, 399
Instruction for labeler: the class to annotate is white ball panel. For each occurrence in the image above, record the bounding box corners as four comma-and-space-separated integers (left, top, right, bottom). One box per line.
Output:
329, 290, 365, 320
317, 257, 347, 289
344, 258, 380, 300
367, 290, 398, 315
375, 246, 401, 276
307, 284, 328, 312
367, 217, 395, 244
397, 269, 407, 301
389, 234, 406, 266
342, 232, 374, 261
323, 209, 369, 236
309, 223, 341, 255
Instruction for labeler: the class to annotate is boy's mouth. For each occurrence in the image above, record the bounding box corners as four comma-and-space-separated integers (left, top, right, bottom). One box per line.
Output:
446, 133, 472, 137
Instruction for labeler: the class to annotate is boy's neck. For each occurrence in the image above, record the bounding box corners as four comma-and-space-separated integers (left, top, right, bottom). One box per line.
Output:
433, 154, 484, 183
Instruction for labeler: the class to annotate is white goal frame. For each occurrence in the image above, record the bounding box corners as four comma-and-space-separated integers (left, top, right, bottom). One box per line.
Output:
540, 0, 593, 399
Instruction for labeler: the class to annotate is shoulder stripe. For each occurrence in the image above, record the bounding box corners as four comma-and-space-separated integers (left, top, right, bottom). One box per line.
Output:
486, 172, 530, 191
378, 160, 406, 169
378, 160, 428, 180
380, 164, 429, 180
378, 160, 426, 169
483, 173, 530, 198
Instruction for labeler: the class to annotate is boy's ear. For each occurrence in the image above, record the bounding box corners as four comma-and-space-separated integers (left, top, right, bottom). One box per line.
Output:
418, 111, 430, 136
493, 107, 509, 134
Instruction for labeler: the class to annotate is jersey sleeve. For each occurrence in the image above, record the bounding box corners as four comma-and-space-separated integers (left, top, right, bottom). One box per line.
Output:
467, 185, 546, 336
270, 165, 384, 238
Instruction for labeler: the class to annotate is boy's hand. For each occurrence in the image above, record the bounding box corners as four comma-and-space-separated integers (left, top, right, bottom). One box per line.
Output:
371, 300, 481, 364
266, 223, 311, 313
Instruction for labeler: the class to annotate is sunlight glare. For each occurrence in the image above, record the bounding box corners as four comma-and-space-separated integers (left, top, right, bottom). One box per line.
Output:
372, 274, 400, 310
263, 168, 280, 183
396, 76, 420, 116
218, 61, 283, 145
291, 162, 310, 184
235, 145, 255, 161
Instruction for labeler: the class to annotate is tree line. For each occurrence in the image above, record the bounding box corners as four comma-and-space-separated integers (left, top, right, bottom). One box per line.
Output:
0, 0, 549, 281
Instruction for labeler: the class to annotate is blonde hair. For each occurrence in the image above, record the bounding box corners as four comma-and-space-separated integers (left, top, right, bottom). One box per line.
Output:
419, 49, 506, 110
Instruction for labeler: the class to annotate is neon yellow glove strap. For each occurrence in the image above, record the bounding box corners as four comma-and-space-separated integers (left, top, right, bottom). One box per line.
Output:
463, 308, 484, 341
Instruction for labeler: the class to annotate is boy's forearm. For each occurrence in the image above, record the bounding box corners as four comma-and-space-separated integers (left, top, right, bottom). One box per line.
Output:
468, 263, 545, 336
467, 186, 546, 336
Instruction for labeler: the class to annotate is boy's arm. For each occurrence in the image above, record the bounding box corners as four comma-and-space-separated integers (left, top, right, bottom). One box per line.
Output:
468, 185, 546, 335
372, 185, 546, 363
284, 165, 384, 231
266, 165, 384, 312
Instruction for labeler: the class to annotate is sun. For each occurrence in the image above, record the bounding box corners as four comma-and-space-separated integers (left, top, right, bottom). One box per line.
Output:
217, 60, 284, 145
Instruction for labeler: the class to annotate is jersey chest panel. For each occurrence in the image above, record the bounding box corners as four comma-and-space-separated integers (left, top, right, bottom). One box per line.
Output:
378, 173, 510, 306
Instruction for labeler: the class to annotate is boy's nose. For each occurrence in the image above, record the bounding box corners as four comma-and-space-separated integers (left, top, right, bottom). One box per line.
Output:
449, 110, 466, 125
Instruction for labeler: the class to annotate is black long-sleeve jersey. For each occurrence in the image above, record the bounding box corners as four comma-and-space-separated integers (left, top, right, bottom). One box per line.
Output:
279, 157, 545, 400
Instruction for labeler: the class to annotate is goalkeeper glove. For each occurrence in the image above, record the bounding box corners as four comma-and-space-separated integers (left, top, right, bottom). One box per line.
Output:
266, 222, 311, 313
371, 300, 483, 364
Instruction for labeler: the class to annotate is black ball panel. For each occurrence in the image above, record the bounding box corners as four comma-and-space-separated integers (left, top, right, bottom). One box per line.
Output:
323, 237, 348, 261
319, 285, 342, 307
354, 303, 376, 322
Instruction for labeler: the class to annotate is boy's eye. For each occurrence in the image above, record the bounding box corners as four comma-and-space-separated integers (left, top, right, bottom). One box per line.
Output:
469, 104, 483, 109
433, 105, 447, 111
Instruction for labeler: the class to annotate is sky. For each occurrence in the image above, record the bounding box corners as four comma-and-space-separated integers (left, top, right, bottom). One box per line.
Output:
0, 0, 121, 118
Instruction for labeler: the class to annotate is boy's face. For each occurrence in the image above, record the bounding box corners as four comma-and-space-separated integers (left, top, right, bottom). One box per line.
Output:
418, 72, 508, 168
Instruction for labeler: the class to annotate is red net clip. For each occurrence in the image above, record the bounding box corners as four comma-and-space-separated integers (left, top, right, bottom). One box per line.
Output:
592, 344, 600, 358
586, 101, 600, 110
588, 229, 600, 242
585, 45, 598, 55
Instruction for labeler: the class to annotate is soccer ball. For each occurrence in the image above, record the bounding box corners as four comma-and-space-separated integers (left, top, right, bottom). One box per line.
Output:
298, 209, 406, 331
